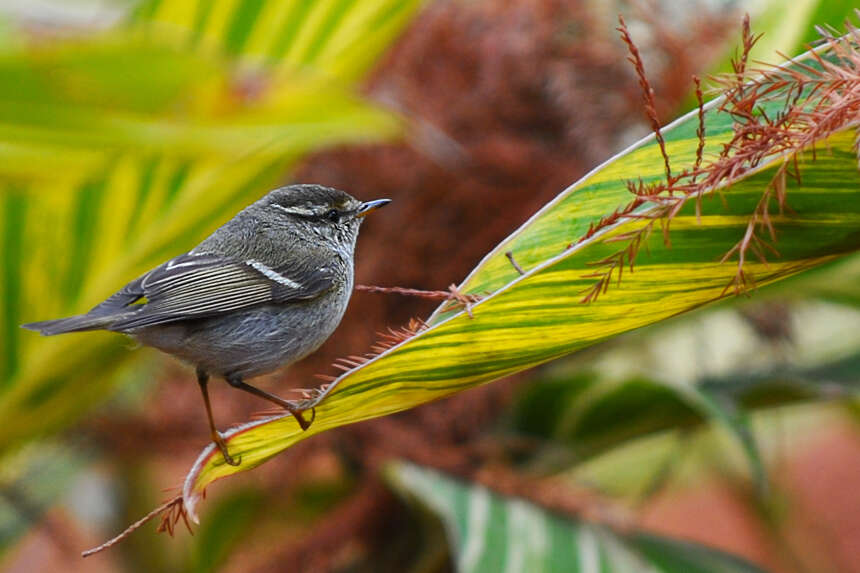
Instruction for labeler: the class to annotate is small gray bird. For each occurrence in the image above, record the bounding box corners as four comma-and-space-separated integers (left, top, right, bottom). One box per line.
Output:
23, 184, 390, 465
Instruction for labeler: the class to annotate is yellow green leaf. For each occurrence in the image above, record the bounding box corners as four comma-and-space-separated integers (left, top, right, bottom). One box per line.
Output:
181, 39, 860, 519
131, 0, 425, 81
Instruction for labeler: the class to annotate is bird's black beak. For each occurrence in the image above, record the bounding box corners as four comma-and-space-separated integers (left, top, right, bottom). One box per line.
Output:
356, 198, 391, 218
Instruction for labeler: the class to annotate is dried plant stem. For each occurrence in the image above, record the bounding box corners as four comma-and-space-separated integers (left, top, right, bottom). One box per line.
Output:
505, 251, 526, 275
355, 284, 453, 300
720, 162, 789, 294
693, 75, 706, 172
82, 495, 186, 558
356, 283, 482, 318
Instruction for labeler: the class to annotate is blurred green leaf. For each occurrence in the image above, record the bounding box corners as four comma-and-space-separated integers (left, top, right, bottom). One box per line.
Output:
387, 461, 766, 573
712, 0, 858, 70
191, 489, 264, 573
779, 252, 860, 307
676, 2, 860, 115
512, 376, 700, 454
509, 328, 859, 489
683, 390, 767, 497
0, 0, 421, 452
799, 2, 860, 46
130, 0, 424, 82
0, 442, 85, 556
0, 37, 401, 176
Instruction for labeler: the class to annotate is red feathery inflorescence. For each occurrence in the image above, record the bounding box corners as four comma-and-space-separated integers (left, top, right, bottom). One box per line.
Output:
617, 14, 672, 182
577, 15, 860, 301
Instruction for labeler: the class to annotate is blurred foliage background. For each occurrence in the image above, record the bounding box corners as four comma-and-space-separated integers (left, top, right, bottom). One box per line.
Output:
0, 0, 858, 572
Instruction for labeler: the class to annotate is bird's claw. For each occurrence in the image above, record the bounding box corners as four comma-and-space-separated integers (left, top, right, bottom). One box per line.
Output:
292, 406, 316, 431
213, 435, 241, 466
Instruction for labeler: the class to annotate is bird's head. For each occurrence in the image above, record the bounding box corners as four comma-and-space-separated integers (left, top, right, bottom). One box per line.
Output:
259, 184, 390, 253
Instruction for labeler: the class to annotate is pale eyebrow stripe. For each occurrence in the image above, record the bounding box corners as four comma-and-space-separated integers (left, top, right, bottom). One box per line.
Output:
270, 203, 316, 217
246, 260, 303, 289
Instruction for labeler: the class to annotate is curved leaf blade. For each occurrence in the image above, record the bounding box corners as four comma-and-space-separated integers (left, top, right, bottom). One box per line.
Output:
183, 118, 860, 518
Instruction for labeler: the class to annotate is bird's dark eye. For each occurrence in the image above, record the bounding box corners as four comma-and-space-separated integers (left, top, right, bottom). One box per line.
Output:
325, 209, 340, 222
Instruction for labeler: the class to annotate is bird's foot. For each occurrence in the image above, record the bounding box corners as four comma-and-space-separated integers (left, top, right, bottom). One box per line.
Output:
212, 432, 241, 466
291, 406, 316, 431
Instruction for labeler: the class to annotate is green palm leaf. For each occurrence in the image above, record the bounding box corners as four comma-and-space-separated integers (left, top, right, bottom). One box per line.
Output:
181, 37, 860, 518
388, 461, 766, 573
130, 0, 422, 81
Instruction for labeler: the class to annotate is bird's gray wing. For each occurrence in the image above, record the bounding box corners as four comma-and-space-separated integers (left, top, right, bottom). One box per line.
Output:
100, 253, 333, 331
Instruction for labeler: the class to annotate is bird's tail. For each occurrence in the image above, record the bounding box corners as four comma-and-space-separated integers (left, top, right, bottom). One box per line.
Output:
21, 314, 116, 336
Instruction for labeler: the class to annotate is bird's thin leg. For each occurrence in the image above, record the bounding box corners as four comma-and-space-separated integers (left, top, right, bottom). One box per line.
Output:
225, 374, 315, 430
197, 368, 240, 466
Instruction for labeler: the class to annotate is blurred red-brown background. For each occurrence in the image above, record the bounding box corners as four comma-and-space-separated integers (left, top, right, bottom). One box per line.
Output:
3, 1, 859, 572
